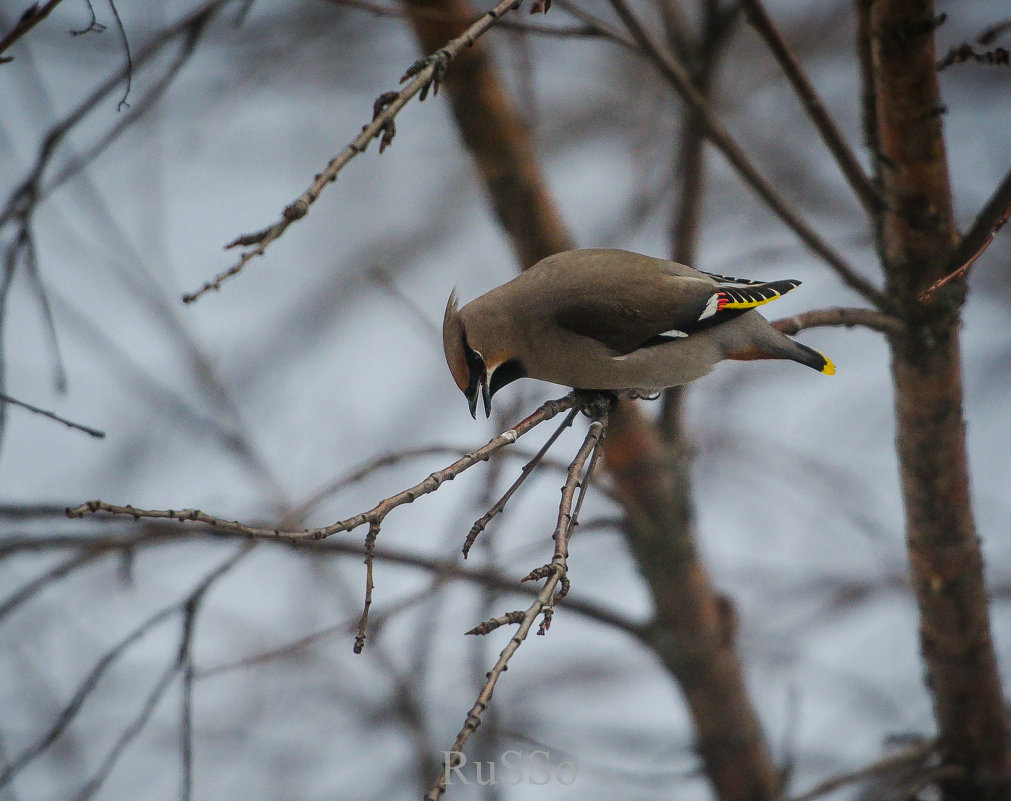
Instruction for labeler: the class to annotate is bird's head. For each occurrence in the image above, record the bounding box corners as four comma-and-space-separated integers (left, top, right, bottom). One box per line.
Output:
443, 290, 525, 418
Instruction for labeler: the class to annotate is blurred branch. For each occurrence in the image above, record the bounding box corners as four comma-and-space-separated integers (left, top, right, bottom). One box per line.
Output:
327, 0, 612, 39
786, 740, 936, 801
0, 391, 105, 438
937, 35, 1010, 70
0, 546, 248, 792
425, 401, 608, 801
604, 0, 886, 305
0, 525, 647, 639
0, 0, 225, 230
0, 0, 66, 62
183, 0, 532, 303
740, 0, 882, 217
0, 550, 99, 621
855, 0, 882, 243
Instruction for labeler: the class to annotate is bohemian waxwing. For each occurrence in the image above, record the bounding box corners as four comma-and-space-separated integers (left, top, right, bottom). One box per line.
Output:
443, 248, 834, 418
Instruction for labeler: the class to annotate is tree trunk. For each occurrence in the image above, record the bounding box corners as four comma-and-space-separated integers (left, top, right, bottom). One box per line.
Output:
868, 1, 1010, 796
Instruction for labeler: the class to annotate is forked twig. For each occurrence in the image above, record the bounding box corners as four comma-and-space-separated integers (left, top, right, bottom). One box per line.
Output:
182, 0, 528, 303
67, 395, 576, 542
463, 407, 578, 557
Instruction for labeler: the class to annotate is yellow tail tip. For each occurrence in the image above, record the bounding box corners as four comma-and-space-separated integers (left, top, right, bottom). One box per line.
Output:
820, 353, 836, 375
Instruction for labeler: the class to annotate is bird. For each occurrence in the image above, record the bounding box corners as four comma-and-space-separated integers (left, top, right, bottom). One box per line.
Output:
443, 248, 834, 418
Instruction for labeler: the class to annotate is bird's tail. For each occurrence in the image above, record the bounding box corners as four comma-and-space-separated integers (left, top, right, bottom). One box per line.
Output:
721, 316, 836, 375
791, 341, 836, 375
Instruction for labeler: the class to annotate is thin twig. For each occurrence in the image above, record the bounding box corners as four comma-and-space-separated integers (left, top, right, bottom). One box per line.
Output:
604, 0, 886, 306
920, 172, 1011, 302
0, 550, 99, 621
106, 0, 133, 110
182, 0, 529, 303
463, 407, 578, 557
740, 0, 881, 217
770, 306, 903, 337
0, 391, 105, 438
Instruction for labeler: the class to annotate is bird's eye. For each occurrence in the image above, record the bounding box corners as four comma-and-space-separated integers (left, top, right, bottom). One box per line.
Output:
466, 346, 484, 373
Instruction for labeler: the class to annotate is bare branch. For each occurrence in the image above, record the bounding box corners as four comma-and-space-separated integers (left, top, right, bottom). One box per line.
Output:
771, 306, 903, 337
0, 391, 105, 438
327, 0, 609, 39
182, 0, 530, 303
740, 0, 882, 217
787, 740, 936, 801
0, 546, 246, 792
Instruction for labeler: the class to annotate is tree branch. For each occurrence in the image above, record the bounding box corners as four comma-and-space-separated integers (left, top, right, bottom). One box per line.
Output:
739, 0, 882, 217
771, 306, 903, 337
67, 394, 575, 541
869, 1, 1011, 795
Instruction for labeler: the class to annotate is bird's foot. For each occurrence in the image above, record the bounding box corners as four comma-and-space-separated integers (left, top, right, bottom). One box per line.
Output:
572, 390, 620, 418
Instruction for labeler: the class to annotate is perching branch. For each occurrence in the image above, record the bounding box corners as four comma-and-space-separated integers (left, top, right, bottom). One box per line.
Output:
68, 396, 576, 541
424, 399, 608, 801
182, 0, 529, 303
463, 407, 578, 557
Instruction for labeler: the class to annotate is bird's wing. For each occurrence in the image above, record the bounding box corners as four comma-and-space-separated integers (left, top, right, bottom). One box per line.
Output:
555, 276, 802, 355
553, 274, 716, 355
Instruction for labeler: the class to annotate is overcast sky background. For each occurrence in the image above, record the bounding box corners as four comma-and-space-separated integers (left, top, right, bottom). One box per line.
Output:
1, 0, 1009, 799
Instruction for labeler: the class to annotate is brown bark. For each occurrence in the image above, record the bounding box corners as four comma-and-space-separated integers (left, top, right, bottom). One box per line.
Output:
868, 1, 1010, 797
400, 2, 780, 799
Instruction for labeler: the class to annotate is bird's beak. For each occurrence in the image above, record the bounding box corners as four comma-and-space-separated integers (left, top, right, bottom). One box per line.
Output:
465, 366, 482, 419
481, 369, 493, 418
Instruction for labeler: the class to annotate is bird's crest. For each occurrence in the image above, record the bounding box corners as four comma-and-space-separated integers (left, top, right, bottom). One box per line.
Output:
443, 289, 470, 394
